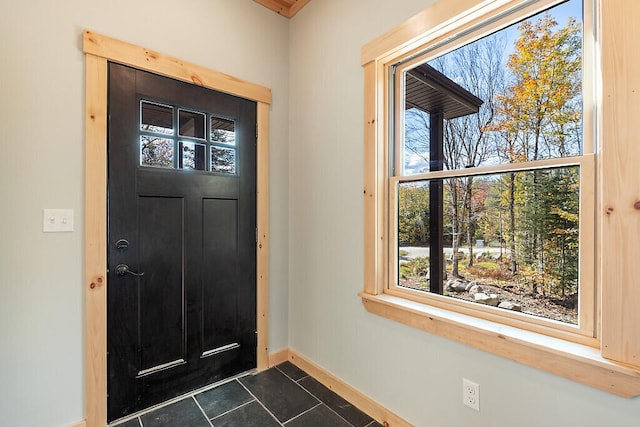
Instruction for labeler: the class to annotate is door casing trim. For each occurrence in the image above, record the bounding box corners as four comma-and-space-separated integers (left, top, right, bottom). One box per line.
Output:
84, 30, 271, 427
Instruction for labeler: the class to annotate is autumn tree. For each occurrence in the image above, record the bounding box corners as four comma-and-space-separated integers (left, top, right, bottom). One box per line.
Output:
404, 34, 506, 277
492, 12, 582, 293
444, 36, 506, 269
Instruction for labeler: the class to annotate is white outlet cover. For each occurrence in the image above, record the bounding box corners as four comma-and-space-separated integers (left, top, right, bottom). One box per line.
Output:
43, 209, 74, 232
463, 378, 480, 411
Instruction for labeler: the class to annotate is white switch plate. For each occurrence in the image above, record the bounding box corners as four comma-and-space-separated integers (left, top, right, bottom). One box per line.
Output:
43, 209, 74, 232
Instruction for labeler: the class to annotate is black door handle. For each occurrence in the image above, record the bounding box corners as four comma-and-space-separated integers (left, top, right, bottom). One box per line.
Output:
115, 264, 144, 277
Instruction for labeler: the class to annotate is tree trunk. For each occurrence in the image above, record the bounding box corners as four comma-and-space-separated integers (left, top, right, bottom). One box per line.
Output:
466, 177, 474, 267
531, 124, 541, 294
509, 173, 517, 275
451, 181, 460, 278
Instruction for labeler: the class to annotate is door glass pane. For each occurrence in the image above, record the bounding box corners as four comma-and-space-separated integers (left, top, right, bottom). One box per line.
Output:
211, 117, 236, 146
211, 146, 236, 174
179, 110, 205, 139
140, 136, 174, 168
141, 101, 174, 135
179, 141, 206, 170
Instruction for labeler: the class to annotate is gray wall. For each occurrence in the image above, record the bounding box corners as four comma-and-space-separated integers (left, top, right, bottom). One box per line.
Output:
2, 0, 640, 426
0, 1, 289, 426
287, 0, 640, 426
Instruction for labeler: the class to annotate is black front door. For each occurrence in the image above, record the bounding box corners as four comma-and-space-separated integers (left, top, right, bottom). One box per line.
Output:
107, 63, 257, 421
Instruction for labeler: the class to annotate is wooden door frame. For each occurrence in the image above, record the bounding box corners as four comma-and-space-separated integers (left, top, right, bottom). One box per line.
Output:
84, 30, 271, 427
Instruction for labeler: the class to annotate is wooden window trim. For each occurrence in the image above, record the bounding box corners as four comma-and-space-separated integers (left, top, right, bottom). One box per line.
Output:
84, 31, 271, 427
361, 0, 640, 397
387, 157, 596, 343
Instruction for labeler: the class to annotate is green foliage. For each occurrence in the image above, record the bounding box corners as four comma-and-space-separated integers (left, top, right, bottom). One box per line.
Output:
492, 12, 582, 295
400, 257, 430, 279
399, 11, 583, 300
398, 184, 429, 245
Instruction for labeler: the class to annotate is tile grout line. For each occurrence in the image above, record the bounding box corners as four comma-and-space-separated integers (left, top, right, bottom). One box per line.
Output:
275, 364, 309, 383
109, 412, 142, 426
237, 376, 286, 426
281, 402, 323, 425
191, 395, 214, 427
295, 380, 358, 427
276, 362, 361, 426
208, 393, 256, 421
109, 370, 255, 426
113, 365, 374, 427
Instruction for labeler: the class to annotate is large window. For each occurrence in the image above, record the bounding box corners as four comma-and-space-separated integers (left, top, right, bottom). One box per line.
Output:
362, 0, 640, 397
389, 0, 594, 340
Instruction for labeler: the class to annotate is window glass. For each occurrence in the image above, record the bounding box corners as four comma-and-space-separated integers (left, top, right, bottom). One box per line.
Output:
179, 141, 206, 170
211, 146, 236, 174
179, 109, 206, 139
141, 101, 174, 135
395, 0, 584, 325
211, 117, 236, 146
402, 1, 583, 175
398, 166, 580, 324
140, 136, 174, 168
139, 101, 239, 174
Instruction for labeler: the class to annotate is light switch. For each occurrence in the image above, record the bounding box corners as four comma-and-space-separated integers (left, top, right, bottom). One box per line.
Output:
43, 209, 74, 232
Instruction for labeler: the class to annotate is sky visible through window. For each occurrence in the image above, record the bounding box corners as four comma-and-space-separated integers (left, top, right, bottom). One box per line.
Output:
398, 0, 584, 324
403, 0, 583, 175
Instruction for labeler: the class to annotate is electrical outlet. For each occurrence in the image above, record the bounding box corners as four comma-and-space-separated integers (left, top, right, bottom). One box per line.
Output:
463, 378, 480, 411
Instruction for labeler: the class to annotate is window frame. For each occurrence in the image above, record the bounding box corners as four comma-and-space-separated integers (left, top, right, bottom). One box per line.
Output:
361, 0, 640, 397
388, 161, 595, 342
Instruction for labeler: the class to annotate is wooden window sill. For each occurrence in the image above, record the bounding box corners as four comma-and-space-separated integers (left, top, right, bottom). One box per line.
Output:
359, 292, 640, 397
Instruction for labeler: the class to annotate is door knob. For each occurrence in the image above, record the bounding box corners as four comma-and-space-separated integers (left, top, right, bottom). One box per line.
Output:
115, 264, 144, 277
115, 239, 129, 250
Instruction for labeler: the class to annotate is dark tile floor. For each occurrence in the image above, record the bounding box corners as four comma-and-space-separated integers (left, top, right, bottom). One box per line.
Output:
111, 362, 383, 427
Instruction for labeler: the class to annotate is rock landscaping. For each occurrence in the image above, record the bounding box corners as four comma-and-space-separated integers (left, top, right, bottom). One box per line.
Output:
400, 275, 577, 324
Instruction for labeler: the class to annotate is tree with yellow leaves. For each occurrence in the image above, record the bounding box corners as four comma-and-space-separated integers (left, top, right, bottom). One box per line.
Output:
493, 12, 582, 293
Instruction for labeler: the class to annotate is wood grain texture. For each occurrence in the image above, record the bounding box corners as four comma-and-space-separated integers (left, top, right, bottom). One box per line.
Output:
268, 348, 289, 366
361, 294, 640, 397
600, 0, 640, 368
361, 0, 564, 66
83, 31, 271, 104
362, 0, 497, 65
361, 0, 640, 395
85, 30, 271, 426
287, 0, 310, 17
254, 0, 310, 18
85, 54, 108, 427
288, 350, 413, 427
363, 62, 380, 295
384, 157, 597, 344
257, 101, 270, 371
